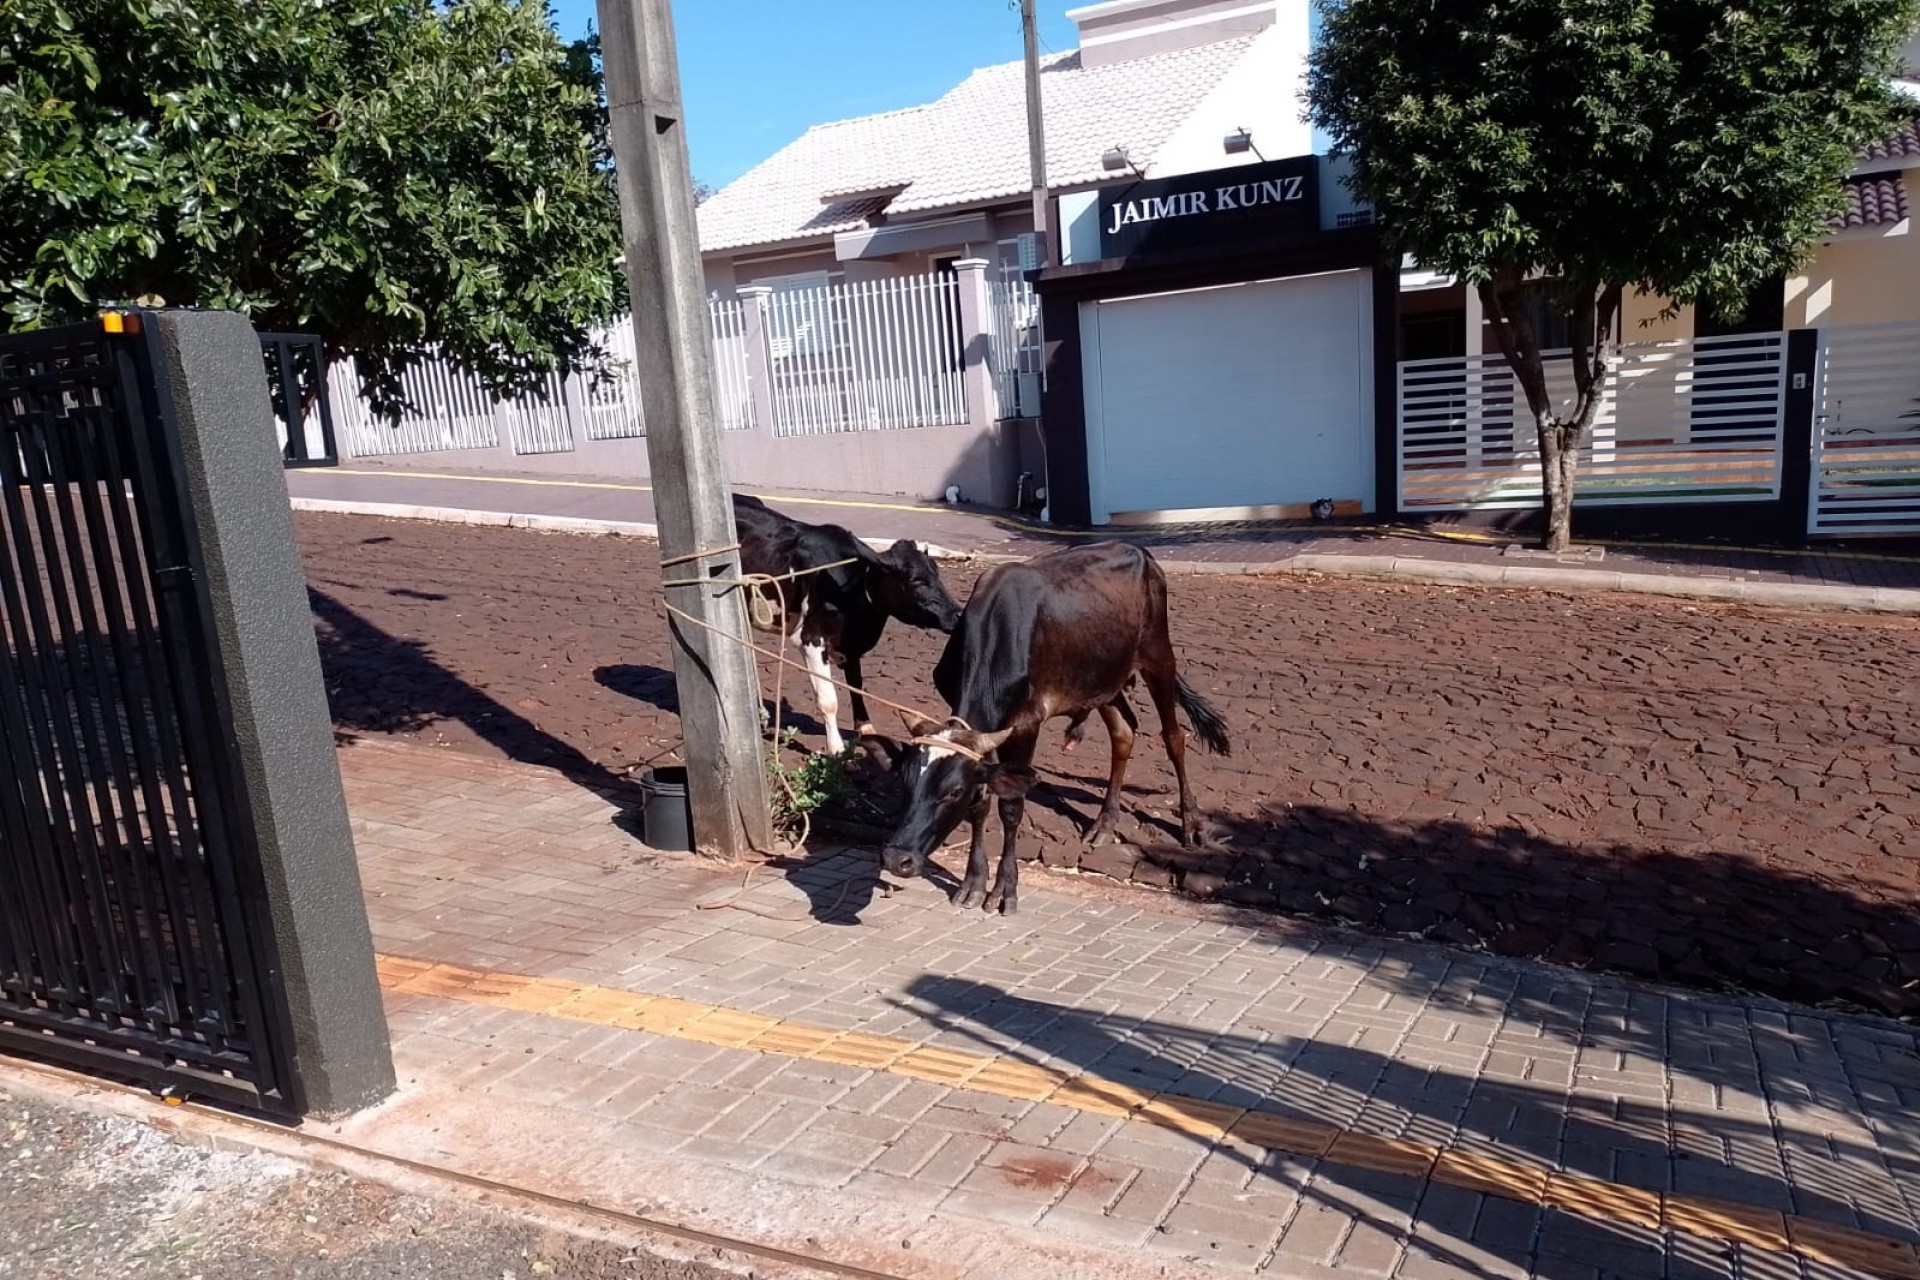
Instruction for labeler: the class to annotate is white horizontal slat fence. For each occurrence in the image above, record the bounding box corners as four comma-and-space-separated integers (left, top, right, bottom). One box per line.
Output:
1398, 332, 1788, 511
1811, 322, 1920, 537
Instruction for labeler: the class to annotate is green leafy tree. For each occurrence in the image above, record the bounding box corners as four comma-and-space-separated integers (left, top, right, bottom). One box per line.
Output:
1310, 0, 1919, 549
2, 0, 626, 415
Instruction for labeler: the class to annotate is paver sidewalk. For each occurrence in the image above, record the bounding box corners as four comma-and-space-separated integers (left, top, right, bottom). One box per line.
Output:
286, 461, 1920, 596
332, 739, 1920, 1280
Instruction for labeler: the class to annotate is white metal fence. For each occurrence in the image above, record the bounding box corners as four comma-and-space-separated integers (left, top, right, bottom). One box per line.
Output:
708, 297, 754, 432
323, 269, 1019, 460
1398, 332, 1789, 511
331, 355, 503, 457
581, 317, 646, 442
763, 272, 969, 437
1811, 322, 1920, 537
331, 315, 760, 460
990, 277, 1042, 419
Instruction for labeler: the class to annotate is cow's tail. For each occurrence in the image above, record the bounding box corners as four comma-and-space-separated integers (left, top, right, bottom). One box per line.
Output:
1176, 674, 1231, 757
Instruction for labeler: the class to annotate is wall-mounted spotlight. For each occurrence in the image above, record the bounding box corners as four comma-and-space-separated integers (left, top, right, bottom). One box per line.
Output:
1223, 128, 1265, 160
1101, 146, 1142, 176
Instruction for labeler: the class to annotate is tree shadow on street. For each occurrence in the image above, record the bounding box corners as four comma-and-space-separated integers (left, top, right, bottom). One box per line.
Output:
311, 587, 641, 810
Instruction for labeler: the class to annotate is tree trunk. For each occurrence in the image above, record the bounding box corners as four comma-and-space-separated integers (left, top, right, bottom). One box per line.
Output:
1478, 275, 1619, 553
1537, 416, 1581, 552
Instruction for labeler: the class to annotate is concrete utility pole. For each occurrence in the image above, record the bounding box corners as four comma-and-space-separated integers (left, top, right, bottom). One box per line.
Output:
1021, 0, 1051, 263
596, 0, 773, 858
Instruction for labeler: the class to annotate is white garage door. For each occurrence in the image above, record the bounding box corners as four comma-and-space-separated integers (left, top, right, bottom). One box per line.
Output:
1082, 270, 1375, 523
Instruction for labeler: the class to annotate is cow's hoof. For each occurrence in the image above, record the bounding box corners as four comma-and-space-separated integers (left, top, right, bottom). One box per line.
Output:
984, 891, 1017, 916
954, 880, 986, 909
1084, 817, 1118, 847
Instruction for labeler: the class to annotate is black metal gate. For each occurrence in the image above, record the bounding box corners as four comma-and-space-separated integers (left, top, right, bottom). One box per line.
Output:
260, 332, 339, 469
0, 317, 301, 1115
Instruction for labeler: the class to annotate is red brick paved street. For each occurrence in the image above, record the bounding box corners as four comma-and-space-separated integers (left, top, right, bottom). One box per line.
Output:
298, 512, 1920, 1015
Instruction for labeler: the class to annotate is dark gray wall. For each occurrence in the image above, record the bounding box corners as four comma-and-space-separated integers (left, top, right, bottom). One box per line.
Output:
153, 310, 395, 1117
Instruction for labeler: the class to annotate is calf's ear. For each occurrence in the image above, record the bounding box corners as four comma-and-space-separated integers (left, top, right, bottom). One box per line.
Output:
985, 763, 1038, 799
859, 733, 906, 770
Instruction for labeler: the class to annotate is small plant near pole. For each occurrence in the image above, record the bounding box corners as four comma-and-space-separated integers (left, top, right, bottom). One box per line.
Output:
766, 729, 858, 842
1309, 0, 1920, 551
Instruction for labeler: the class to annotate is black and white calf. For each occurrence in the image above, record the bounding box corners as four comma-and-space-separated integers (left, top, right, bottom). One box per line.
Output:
732, 493, 961, 754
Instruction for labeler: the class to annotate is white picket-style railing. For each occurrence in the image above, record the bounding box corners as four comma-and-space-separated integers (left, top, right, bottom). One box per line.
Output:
1811, 322, 1920, 537
581, 317, 646, 442
313, 268, 1022, 460
762, 272, 969, 437
330, 311, 769, 460
1398, 332, 1789, 511
708, 297, 754, 432
331, 355, 504, 458
990, 277, 1042, 419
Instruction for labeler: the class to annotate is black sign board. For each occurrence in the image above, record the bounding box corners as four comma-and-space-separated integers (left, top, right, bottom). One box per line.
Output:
1095, 156, 1320, 261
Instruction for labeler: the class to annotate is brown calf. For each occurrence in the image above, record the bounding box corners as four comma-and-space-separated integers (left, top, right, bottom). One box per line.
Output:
877, 542, 1229, 915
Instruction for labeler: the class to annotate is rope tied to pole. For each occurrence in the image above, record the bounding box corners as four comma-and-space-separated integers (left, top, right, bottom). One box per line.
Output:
654, 547, 986, 916
659, 595, 959, 734
662, 556, 861, 632
657, 541, 741, 570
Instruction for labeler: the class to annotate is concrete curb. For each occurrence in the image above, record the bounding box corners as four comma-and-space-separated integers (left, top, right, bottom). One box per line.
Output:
291, 497, 664, 540
1271, 554, 1920, 614
289, 497, 1920, 614
290, 496, 973, 562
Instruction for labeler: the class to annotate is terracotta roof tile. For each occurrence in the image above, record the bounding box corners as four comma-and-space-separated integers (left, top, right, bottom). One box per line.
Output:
1861, 115, 1920, 164
1838, 172, 1910, 228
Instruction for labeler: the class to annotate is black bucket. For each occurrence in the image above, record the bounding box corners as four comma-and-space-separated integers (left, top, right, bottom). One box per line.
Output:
639, 766, 692, 851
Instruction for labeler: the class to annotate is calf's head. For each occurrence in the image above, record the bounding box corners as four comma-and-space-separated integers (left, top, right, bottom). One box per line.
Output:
879, 715, 1034, 879
870, 541, 962, 632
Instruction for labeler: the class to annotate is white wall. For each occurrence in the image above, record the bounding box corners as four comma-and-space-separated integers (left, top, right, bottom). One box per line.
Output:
1071, 0, 1284, 67
1151, 17, 1313, 177
1058, 190, 1103, 265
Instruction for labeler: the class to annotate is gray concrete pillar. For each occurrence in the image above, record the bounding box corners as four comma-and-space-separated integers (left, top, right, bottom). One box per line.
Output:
953, 259, 1001, 431
737, 286, 779, 436
149, 309, 396, 1118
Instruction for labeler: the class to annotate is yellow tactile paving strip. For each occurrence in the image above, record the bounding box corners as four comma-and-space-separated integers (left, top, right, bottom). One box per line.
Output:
376, 956, 1920, 1279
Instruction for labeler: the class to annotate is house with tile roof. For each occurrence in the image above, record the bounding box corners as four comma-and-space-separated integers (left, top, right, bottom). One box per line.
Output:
697, 0, 1314, 295
689, 0, 1370, 516
686, 5, 1920, 541
1786, 99, 1919, 331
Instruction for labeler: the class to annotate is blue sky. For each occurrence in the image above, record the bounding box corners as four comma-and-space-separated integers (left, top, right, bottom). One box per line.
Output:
550, 1, 1081, 189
